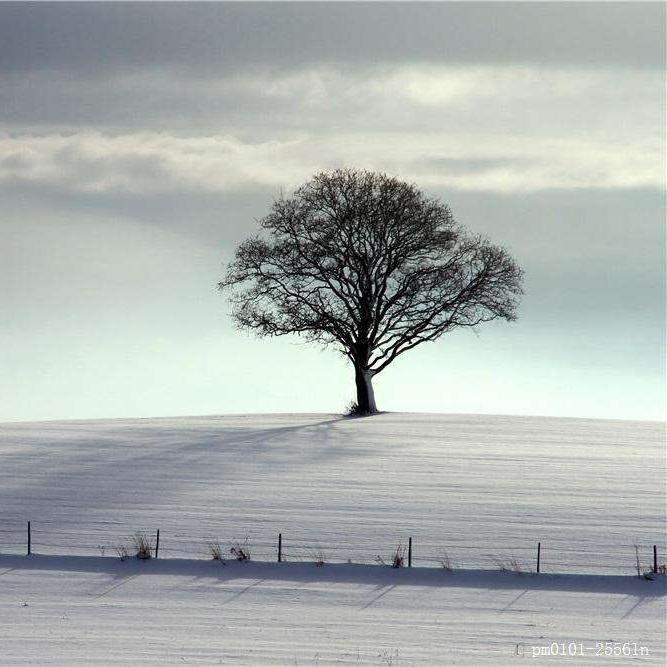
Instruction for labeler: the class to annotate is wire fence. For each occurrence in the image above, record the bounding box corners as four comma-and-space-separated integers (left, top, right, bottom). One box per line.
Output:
1, 519, 664, 577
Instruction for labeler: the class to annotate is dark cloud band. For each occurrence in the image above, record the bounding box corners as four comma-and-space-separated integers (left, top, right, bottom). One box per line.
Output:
1, 2, 664, 74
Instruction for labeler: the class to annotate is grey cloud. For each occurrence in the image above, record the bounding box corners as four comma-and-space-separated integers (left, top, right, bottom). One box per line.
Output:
0, 2, 664, 75
425, 157, 529, 175
2, 66, 661, 144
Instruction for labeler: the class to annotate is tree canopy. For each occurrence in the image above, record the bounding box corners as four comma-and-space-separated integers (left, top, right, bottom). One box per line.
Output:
219, 169, 523, 414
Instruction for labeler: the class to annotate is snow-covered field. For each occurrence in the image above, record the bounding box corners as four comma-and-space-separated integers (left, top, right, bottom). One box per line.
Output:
0, 413, 665, 664
1, 555, 665, 665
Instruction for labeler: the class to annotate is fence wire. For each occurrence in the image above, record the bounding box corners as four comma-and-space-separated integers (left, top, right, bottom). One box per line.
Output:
1, 520, 664, 576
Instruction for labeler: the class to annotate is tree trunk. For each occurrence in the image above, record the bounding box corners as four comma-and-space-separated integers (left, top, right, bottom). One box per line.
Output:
354, 366, 378, 414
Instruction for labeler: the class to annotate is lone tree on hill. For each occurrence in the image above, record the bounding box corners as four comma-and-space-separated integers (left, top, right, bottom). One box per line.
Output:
219, 169, 523, 415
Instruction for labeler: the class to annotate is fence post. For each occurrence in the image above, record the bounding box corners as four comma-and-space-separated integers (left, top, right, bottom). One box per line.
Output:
654, 545, 658, 574
278, 533, 282, 563
408, 537, 412, 567
536, 542, 541, 574
27, 521, 31, 556
155, 529, 160, 559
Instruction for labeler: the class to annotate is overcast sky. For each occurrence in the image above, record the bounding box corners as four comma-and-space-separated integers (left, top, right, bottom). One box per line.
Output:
1, 2, 665, 422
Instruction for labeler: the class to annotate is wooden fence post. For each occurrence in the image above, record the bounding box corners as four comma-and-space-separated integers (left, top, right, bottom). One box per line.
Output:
536, 542, 541, 574
27, 521, 31, 556
155, 529, 160, 559
654, 545, 658, 574
408, 537, 412, 568
278, 533, 282, 563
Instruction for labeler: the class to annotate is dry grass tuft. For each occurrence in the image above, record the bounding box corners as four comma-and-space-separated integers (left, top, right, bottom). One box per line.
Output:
132, 533, 153, 560
377, 543, 406, 568
115, 544, 129, 561
230, 537, 251, 561
494, 557, 524, 573
207, 540, 225, 561
310, 548, 326, 567
439, 552, 454, 571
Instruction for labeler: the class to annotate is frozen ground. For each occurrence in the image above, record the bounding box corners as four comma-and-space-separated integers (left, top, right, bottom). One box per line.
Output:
0, 412, 665, 663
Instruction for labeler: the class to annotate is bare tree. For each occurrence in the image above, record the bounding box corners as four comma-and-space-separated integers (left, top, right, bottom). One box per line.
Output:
219, 169, 523, 414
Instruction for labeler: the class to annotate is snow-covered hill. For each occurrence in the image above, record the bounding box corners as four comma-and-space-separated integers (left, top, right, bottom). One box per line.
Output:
0, 413, 664, 664
0, 412, 664, 572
